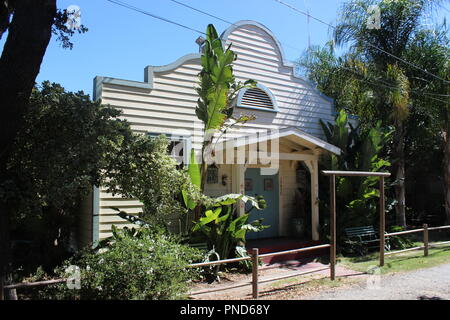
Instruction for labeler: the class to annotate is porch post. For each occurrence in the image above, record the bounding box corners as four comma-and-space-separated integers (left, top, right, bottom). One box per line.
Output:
306, 158, 320, 241
232, 164, 246, 216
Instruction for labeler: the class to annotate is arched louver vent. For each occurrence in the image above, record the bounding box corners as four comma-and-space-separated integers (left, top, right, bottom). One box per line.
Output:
240, 87, 274, 109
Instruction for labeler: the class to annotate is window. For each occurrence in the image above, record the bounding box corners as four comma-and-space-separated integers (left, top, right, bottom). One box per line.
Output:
236, 84, 278, 112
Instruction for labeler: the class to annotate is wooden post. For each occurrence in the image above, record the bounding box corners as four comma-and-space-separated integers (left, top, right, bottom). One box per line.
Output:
252, 248, 259, 299
379, 176, 385, 267
423, 224, 429, 257
0, 275, 4, 300
330, 175, 336, 281
307, 159, 320, 241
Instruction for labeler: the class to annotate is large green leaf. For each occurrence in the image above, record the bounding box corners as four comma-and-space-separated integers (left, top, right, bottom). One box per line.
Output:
212, 193, 262, 209
188, 149, 201, 188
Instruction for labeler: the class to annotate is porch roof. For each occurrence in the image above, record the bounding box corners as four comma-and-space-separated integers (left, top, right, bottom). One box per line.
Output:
218, 127, 341, 156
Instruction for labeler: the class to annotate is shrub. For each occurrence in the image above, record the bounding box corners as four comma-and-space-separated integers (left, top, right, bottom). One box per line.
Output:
387, 226, 415, 250
7, 81, 135, 275
104, 134, 200, 228
28, 227, 201, 300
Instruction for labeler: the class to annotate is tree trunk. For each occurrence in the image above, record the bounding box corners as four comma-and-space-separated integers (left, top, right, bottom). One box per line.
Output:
0, 0, 56, 298
393, 120, 406, 228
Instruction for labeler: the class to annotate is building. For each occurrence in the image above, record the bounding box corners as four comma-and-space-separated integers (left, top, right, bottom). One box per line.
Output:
80, 20, 340, 247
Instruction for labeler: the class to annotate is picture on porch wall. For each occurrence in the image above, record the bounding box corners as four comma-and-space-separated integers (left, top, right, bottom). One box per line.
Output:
264, 178, 273, 191
245, 178, 253, 191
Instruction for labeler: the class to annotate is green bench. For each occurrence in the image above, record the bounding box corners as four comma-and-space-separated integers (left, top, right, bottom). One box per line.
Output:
344, 226, 390, 255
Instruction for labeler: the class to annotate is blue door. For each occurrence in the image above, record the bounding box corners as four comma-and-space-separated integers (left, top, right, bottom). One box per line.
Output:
244, 168, 279, 240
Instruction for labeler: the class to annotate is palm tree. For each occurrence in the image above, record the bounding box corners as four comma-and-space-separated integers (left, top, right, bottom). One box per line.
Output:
334, 0, 441, 227
404, 26, 450, 223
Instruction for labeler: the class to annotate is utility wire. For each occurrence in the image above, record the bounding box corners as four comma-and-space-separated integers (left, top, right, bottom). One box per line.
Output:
169, 0, 234, 26
340, 66, 450, 105
168, 0, 304, 55
105, 0, 205, 35
169, 0, 449, 99
108, 0, 448, 100
273, 0, 450, 84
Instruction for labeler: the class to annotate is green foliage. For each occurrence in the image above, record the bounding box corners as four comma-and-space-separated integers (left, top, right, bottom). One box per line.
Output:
27, 226, 200, 300
195, 24, 256, 190
192, 194, 267, 261
182, 149, 202, 211
8, 81, 132, 214
297, 42, 378, 126
196, 25, 255, 133
387, 226, 415, 250
104, 134, 201, 228
5, 81, 134, 274
301, 0, 448, 226
320, 110, 391, 242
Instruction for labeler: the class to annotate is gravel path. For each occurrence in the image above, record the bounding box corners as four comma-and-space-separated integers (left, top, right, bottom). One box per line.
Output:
306, 263, 450, 300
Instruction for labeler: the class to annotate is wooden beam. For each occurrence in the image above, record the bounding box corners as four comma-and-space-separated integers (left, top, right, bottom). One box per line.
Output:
259, 152, 317, 162
322, 170, 391, 177
379, 176, 385, 267
252, 248, 259, 299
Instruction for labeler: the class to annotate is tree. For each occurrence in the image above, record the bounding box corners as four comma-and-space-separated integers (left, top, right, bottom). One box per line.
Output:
7, 81, 134, 274
320, 110, 391, 242
333, 0, 442, 227
404, 25, 450, 223
0, 1, 86, 295
297, 42, 378, 129
104, 134, 201, 229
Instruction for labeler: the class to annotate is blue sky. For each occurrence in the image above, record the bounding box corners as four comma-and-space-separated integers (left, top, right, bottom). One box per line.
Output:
2, 0, 449, 97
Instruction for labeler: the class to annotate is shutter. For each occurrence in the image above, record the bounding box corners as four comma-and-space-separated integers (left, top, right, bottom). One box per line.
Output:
240, 87, 274, 109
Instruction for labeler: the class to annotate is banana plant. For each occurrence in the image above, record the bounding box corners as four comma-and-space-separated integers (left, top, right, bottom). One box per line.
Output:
195, 24, 256, 191
192, 194, 267, 261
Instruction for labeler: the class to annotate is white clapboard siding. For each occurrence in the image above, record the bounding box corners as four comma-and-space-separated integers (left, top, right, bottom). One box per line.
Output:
94, 21, 335, 240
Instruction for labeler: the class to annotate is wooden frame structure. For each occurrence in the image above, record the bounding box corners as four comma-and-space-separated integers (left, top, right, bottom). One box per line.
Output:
321, 170, 391, 272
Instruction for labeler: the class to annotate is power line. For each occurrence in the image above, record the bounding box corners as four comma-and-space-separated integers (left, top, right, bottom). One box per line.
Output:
105, 0, 205, 35
339, 66, 450, 105
168, 0, 305, 55
167, 0, 449, 99
169, 0, 233, 26
107, 0, 448, 99
273, 0, 450, 85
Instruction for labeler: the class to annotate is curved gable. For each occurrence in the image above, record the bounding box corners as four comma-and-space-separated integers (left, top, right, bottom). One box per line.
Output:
221, 20, 333, 106
221, 21, 288, 70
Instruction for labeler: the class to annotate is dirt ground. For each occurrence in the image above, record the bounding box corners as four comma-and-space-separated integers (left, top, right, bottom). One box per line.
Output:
189, 259, 367, 300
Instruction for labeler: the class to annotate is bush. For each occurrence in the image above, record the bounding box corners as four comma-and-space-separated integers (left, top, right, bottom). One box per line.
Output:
104, 134, 200, 228
7, 81, 135, 275
28, 227, 201, 300
387, 226, 415, 250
